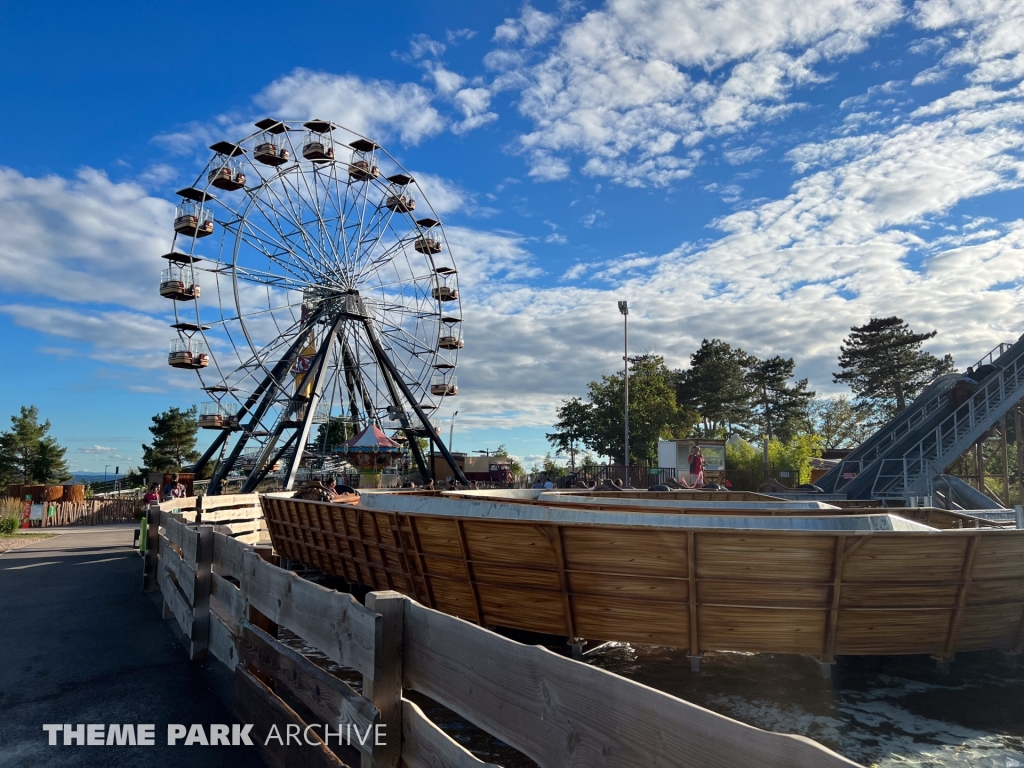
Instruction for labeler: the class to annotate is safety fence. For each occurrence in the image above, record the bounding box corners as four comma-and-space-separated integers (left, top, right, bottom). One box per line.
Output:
143, 499, 860, 768
5, 497, 143, 527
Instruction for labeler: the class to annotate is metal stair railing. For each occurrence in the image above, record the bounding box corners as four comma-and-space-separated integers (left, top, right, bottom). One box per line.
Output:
836, 340, 1014, 493
832, 377, 954, 491
973, 341, 1014, 369
871, 353, 1024, 499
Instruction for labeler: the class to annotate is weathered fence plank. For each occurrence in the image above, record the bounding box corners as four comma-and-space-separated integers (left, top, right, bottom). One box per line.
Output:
159, 534, 197, 605
401, 698, 498, 768
402, 600, 860, 768
162, 514, 198, 563
208, 613, 239, 669
240, 550, 379, 679
213, 531, 250, 579
234, 666, 347, 768
238, 622, 378, 753
157, 559, 194, 638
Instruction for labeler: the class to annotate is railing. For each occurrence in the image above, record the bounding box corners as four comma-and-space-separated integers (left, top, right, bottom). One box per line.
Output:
835, 339, 1018, 493
557, 464, 678, 489
143, 499, 861, 768
873, 351, 1024, 498
6, 497, 143, 527
973, 340, 1014, 369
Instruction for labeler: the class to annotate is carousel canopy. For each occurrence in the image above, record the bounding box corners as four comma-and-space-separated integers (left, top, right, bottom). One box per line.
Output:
334, 424, 402, 454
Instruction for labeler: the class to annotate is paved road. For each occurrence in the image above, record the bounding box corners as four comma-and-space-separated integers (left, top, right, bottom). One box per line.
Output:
0, 526, 265, 767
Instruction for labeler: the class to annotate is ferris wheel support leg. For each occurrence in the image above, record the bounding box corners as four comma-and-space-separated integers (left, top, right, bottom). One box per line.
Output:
208, 321, 319, 495
191, 427, 231, 479
360, 318, 469, 487
405, 427, 431, 483
281, 319, 345, 490
244, 431, 298, 492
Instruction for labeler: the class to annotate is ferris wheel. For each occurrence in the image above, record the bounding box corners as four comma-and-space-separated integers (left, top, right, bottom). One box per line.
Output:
158, 118, 467, 493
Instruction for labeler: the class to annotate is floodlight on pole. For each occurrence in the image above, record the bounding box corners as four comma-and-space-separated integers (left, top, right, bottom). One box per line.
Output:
618, 301, 629, 480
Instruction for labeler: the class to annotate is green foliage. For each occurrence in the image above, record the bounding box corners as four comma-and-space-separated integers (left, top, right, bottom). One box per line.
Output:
316, 418, 352, 448
0, 496, 22, 532
745, 355, 815, 443
546, 397, 590, 470
725, 438, 763, 476
805, 396, 874, 450
142, 406, 200, 473
580, 354, 695, 464
725, 434, 823, 486
834, 316, 955, 417
541, 453, 568, 478
491, 444, 523, 476
677, 339, 753, 436
0, 406, 71, 484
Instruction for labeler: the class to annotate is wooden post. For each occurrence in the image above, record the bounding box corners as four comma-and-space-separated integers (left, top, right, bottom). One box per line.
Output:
943, 534, 980, 660
142, 504, 161, 593
363, 591, 405, 768
190, 525, 214, 660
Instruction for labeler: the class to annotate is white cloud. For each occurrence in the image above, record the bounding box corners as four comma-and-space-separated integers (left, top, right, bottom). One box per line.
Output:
723, 145, 765, 164
0, 167, 170, 310
78, 445, 117, 454
255, 69, 445, 145
494, 0, 902, 185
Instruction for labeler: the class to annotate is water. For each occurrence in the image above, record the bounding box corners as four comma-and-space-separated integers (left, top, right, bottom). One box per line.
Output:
278, 626, 1024, 767
587, 645, 1024, 768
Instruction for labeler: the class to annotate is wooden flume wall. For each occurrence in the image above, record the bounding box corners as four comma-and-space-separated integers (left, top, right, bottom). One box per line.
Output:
145, 500, 862, 768
261, 495, 1024, 661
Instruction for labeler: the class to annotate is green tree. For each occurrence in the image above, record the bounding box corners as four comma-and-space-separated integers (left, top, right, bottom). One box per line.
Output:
142, 406, 200, 472
316, 418, 352, 448
541, 453, 568, 478
745, 356, 815, 443
676, 339, 752, 436
833, 316, 955, 417
0, 406, 71, 483
805, 396, 873, 450
582, 354, 695, 464
546, 397, 591, 471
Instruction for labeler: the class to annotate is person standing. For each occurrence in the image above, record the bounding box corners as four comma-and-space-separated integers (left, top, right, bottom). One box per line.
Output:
689, 446, 705, 487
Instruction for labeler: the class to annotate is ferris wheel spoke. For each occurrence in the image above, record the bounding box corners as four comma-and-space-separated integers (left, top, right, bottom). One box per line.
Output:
243, 193, 330, 279
271, 170, 340, 269
226, 218, 317, 284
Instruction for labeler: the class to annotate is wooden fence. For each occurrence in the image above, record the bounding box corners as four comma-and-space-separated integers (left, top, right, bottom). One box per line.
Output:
5, 497, 143, 527
143, 500, 861, 768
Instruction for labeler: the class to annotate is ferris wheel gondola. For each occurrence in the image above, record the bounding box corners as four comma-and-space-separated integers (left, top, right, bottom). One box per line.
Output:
159, 118, 466, 492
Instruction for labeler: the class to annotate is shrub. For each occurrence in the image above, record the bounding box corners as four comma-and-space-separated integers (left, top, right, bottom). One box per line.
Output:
0, 496, 24, 533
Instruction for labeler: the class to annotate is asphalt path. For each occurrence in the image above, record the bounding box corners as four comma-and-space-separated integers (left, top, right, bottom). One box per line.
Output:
0, 526, 265, 767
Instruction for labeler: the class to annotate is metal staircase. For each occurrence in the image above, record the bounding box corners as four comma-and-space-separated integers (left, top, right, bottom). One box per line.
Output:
871, 347, 1024, 498
816, 338, 1024, 500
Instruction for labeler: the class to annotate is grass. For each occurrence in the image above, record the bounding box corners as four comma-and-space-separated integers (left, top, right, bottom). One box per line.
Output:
0, 532, 55, 540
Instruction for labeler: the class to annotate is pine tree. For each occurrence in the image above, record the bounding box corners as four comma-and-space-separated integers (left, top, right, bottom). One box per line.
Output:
142, 406, 200, 472
745, 356, 815, 443
833, 317, 955, 417
0, 406, 71, 483
676, 339, 753, 436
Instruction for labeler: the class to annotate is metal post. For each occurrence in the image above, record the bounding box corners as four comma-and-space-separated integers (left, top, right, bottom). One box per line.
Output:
618, 301, 629, 480
449, 410, 458, 451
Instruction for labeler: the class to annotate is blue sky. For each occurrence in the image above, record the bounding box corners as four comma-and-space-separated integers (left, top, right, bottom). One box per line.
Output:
2, 0, 1024, 473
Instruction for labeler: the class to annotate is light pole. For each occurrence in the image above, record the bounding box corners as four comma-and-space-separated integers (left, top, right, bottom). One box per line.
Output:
618, 300, 629, 482
448, 410, 459, 451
